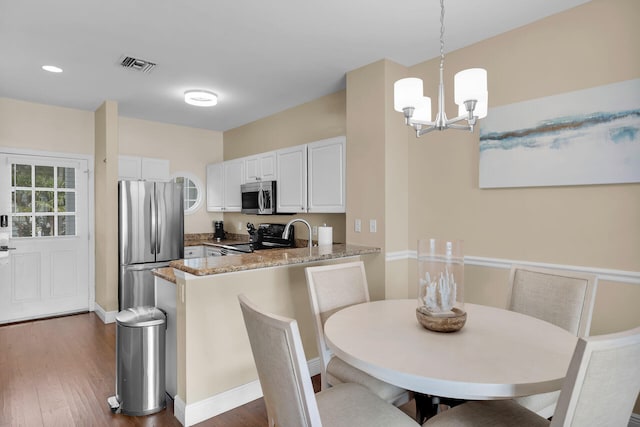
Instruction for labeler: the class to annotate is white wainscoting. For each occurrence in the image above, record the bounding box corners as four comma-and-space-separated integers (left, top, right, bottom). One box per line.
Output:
175, 357, 321, 426
387, 251, 640, 285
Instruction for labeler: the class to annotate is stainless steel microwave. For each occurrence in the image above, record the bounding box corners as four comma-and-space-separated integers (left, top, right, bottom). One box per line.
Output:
241, 181, 276, 215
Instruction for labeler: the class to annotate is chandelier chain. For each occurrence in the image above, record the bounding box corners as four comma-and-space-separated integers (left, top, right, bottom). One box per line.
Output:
439, 0, 445, 70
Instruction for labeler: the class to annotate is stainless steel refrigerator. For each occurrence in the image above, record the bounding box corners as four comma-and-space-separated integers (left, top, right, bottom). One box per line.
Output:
118, 180, 184, 310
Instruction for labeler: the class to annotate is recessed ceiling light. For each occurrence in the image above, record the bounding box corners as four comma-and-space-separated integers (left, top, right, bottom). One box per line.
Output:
42, 65, 63, 73
184, 90, 218, 107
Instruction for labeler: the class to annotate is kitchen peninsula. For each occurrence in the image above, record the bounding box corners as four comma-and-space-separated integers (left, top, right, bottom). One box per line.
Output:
154, 243, 380, 426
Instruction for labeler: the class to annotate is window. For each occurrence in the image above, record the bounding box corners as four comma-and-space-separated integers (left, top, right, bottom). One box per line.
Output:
172, 172, 203, 215
11, 163, 77, 238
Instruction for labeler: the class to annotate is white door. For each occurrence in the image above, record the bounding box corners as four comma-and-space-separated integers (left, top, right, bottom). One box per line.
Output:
0, 154, 90, 324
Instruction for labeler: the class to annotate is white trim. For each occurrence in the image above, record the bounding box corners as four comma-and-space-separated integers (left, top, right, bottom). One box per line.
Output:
94, 302, 117, 324
385, 250, 414, 262
174, 357, 321, 427
629, 413, 640, 427
385, 251, 640, 285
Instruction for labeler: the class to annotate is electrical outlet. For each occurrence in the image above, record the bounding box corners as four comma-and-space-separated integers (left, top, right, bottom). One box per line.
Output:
369, 219, 377, 233
312, 226, 318, 236
355, 219, 362, 233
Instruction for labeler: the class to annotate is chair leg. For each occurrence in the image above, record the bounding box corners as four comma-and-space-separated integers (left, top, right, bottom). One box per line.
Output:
414, 393, 439, 424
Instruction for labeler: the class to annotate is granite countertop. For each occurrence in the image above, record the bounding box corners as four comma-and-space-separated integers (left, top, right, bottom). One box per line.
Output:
169, 244, 380, 277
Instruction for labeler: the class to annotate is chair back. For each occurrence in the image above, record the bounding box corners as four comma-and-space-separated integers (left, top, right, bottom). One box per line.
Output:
305, 261, 370, 388
551, 326, 640, 427
507, 265, 597, 336
238, 294, 322, 427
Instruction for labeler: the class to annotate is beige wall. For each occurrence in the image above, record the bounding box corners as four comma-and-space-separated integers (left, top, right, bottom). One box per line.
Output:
118, 117, 224, 233
0, 98, 94, 154
407, 0, 640, 270
222, 90, 347, 243
94, 101, 119, 312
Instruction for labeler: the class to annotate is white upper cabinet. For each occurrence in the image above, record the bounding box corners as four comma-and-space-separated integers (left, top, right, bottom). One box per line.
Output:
307, 136, 346, 213
206, 159, 244, 212
206, 162, 224, 211
276, 145, 307, 213
244, 152, 277, 183
118, 156, 170, 181
223, 159, 244, 211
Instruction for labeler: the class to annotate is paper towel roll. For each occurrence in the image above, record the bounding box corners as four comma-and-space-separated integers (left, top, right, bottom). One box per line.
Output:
318, 225, 333, 246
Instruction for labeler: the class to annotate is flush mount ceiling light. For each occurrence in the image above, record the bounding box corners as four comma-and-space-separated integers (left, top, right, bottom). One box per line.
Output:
394, 0, 488, 137
42, 65, 63, 73
184, 90, 218, 107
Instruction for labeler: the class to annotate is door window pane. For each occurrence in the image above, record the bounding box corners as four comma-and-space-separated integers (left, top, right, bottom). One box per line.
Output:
57, 167, 75, 189
35, 191, 54, 213
35, 166, 55, 188
58, 192, 76, 213
12, 216, 32, 238
36, 216, 54, 237
58, 215, 76, 236
12, 164, 32, 187
13, 190, 33, 213
10, 162, 78, 238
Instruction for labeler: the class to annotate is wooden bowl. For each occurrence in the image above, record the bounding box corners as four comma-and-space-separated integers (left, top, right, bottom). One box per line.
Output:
416, 306, 467, 333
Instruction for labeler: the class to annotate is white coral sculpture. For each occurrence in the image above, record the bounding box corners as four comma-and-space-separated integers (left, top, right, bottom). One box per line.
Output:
420, 268, 457, 314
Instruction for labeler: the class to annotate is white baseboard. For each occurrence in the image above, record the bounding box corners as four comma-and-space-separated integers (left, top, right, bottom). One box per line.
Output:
385, 252, 640, 285
629, 413, 640, 427
174, 357, 321, 426
93, 302, 117, 324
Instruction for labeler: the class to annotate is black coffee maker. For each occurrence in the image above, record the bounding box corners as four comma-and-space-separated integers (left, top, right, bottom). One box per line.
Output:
214, 221, 226, 240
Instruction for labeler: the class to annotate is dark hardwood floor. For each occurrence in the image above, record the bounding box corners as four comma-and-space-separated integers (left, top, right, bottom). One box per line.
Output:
0, 312, 271, 426
0, 312, 416, 426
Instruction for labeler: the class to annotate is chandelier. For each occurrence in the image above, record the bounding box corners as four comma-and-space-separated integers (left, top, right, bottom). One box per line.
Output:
394, 0, 488, 137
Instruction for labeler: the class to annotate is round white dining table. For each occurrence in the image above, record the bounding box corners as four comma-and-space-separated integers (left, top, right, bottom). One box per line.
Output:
324, 299, 578, 400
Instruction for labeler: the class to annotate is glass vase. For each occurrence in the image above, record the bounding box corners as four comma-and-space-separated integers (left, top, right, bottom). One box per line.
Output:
417, 238, 464, 317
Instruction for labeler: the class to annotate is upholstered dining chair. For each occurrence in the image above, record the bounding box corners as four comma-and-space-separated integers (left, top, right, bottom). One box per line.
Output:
305, 261, 409, 406
423, 325, 640, 427
507, 265, 598, 418
237, 294, 421, 427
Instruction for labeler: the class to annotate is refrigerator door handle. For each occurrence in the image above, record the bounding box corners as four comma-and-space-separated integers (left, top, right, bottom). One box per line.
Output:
150, 186, 157, 255
156, 187, 163, 255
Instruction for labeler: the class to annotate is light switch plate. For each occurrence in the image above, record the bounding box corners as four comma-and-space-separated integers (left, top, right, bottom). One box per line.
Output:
355, 219, 361, 233
369, 219, 377, 233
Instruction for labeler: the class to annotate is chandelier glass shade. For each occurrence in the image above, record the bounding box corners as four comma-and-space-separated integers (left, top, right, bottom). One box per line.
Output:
394, 0, 488, 137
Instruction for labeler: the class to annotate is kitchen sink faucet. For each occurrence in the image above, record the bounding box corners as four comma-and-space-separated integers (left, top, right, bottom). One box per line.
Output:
283, 219, 312, 250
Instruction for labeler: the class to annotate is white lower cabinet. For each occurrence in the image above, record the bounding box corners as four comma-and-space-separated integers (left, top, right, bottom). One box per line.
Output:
184, 246, 204, 259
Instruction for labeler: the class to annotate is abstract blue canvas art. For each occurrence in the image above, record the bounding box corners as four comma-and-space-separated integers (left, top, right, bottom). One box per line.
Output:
479, 79, 640, 188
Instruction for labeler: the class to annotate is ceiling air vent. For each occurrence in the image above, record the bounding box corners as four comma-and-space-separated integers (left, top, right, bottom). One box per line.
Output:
119, 56, 157, 73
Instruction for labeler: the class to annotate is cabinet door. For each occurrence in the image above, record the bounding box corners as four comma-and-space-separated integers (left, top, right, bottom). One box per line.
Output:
223, 159, 244, 211
141, 157, 170, 181
307, 136, 346, 213
118, 156, 142, 180
276, 145, 307, 213
259, 152, 277, 181
206, 163, 224, 212
184, 246, 204, 259
244, 155, 260, 183
244, 152, 277, 183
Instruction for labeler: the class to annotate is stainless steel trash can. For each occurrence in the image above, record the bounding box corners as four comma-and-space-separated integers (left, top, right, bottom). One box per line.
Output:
109, 306, 166, 416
